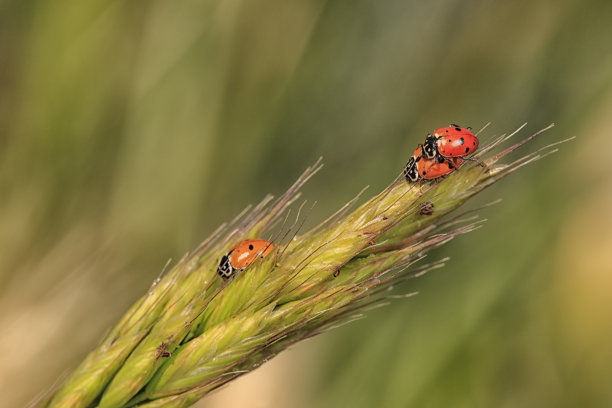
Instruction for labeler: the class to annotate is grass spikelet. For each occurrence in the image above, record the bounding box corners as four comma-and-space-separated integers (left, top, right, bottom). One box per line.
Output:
36, 125, 562, 408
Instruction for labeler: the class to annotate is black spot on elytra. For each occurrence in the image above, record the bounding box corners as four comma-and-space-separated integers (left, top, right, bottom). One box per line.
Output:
455, 127, 461, 131
465, 147, 469, 153
249, 244, 254, 250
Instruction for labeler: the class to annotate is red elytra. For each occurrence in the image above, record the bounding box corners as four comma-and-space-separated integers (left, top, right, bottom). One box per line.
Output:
217, 239, 274, 280
423, 124, 479, 159
415, 148, 462, 180
405, 144, 462, 182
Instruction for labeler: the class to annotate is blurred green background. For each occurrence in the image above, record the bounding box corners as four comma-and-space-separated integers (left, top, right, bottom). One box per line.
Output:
2, 0, 612, 407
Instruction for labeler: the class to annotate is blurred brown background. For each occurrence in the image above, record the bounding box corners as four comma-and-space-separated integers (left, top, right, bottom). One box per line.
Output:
1, 0, 611, 407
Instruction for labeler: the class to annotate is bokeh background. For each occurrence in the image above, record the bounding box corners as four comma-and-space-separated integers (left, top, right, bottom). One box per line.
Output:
2, 0, 612, 407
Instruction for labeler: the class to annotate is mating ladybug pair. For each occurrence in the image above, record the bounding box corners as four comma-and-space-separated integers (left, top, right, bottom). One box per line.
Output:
404, 124, 479, 182
217, 239, 274, 280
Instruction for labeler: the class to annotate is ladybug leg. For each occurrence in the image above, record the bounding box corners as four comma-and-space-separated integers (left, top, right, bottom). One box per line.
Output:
412, 180, 428, 195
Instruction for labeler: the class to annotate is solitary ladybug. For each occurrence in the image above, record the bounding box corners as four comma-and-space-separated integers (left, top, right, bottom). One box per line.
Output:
422, 124, 479, 160
217, 239, 274, 280
404, 144, 462, 182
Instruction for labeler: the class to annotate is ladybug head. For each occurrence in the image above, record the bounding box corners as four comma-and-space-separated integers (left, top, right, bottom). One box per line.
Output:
422, 135, 438, 159
404, 158, 420, 182
217, 254, 235, 279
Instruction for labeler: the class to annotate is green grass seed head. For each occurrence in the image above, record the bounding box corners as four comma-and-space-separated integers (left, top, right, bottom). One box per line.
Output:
40, 125, 565, 408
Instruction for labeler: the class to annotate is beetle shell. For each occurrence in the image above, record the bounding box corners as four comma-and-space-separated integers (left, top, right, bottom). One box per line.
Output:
423, 124, 479, 159
405, 144, 461, 182
217, 239, 274, 280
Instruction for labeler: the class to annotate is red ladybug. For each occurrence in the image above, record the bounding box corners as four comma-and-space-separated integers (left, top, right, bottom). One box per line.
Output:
217, 239, 274, 280
404, 144, 462, 182
422, 124, 479, 160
